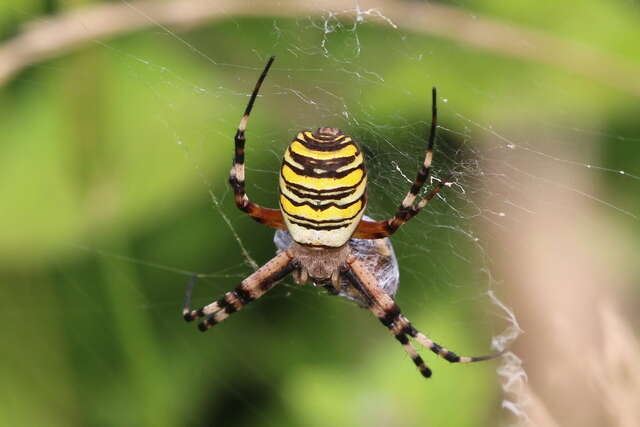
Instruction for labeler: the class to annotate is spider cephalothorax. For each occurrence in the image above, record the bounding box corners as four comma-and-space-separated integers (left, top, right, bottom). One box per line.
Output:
183, 56, 502, 378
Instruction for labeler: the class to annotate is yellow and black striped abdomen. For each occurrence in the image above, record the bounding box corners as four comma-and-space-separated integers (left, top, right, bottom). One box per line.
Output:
279, 128, 367, 247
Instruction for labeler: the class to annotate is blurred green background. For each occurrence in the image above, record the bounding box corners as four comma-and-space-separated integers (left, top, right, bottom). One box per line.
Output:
2, 1, 640, 426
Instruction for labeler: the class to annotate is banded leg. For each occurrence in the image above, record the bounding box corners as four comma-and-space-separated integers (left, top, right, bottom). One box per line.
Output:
353, 87, 444, 239
342, 263, 432, 378
183, 250, 296, 331
229, 56, 285, 229
345, 257, 503, 377
353, 178, 450, 239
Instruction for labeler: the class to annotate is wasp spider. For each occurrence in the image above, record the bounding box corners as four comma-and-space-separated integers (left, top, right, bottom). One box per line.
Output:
183, 57, 503, 378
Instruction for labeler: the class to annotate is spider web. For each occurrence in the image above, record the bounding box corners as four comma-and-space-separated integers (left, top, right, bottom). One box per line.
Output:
81, 6, 635, 425
97, 14, 528, 417
6, 2, 640, 426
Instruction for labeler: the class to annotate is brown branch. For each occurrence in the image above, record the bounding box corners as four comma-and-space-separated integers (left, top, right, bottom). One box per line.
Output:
1, 0, 639, 96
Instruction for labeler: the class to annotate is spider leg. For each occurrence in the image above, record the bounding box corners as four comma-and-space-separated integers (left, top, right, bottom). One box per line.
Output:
353, 87, 446, 239
352, 179, 450, 239
229, 56, 285, 230
341, 262, 432, 378
183, 249, 296, 331
344, 257, 503, 377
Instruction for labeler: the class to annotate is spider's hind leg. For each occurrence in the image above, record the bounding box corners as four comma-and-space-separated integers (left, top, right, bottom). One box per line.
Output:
228, 56, 285, 230
353, 87, 445, 240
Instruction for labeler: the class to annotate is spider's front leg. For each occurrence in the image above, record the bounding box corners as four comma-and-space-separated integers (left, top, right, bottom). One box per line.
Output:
183, 249, 296, 331
343, 257, 503, 378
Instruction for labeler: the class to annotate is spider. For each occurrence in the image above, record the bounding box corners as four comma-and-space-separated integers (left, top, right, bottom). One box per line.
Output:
183, 56, 503, 378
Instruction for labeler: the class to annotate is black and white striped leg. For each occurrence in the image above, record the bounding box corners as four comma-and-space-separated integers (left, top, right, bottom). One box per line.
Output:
229, 56, 274, 210
227, 56, 285, 230
345, 257, 503, 378
402, 324, 505, 363
342, 268, 432, 378
353, 88, 450, 239
387, 86, 439, 232
182, 250, 296, 331
398, 87, 438, 208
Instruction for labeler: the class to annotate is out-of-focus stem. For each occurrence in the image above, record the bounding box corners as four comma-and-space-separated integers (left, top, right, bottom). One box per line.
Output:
1, 0, 639, 96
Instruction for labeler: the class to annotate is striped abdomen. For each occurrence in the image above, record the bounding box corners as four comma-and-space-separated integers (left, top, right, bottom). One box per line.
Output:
279, 128, 367, 247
